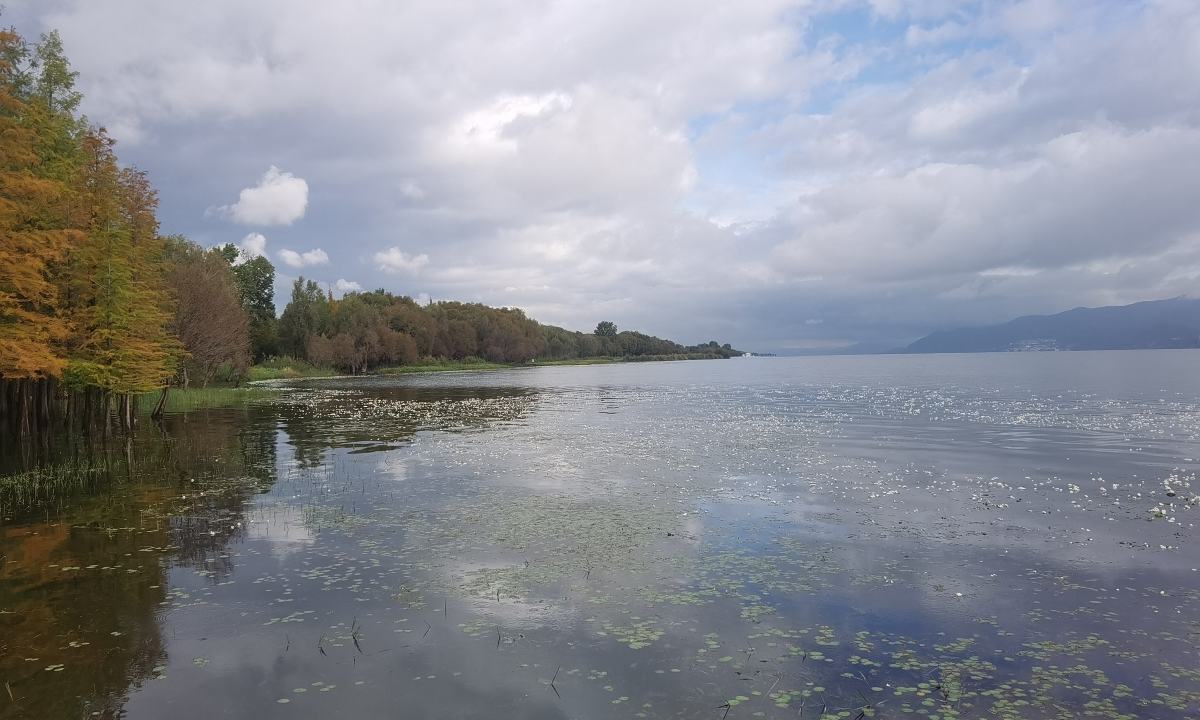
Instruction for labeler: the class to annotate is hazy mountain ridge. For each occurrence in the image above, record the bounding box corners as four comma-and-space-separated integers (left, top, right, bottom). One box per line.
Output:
905, 297, 1200, 354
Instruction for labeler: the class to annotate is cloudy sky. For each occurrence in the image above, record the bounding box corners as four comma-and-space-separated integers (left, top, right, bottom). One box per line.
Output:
10, 0, 1200, 350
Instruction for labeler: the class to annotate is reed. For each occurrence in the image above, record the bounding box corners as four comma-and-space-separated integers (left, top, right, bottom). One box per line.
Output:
0, 462, 109, 517
136, 387, 279, 414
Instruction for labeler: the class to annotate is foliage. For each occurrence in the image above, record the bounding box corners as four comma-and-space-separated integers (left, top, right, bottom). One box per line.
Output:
165, 237, 251, 387
60, 132, 180, 393
220, 243, 278, 362
278, 277, 330, 358
0, 29, 72, 379
277, 285, 740, 373
0, 28, 179, 402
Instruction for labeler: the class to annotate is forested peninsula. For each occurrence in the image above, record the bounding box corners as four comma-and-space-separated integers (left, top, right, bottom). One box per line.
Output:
0, 30, 738, 439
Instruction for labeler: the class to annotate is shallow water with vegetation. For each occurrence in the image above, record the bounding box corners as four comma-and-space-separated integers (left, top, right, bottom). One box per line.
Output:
3, 351, 1200, 719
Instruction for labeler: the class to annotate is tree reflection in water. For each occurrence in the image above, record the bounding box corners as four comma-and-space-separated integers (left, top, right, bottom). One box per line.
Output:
0, 383, 539, 719
0, 406, 277, 719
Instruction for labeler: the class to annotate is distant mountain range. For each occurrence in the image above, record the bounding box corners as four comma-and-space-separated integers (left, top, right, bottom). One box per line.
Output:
905, 297, 1200, 354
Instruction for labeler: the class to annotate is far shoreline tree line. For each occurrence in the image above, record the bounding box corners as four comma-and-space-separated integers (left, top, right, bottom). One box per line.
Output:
0, 28, 738, 440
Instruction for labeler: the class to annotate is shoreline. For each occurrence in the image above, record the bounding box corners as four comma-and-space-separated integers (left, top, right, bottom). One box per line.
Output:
144, 355, 731, 412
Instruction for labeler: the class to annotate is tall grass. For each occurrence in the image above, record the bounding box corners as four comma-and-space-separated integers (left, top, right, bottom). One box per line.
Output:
248, 357, 338, 381
373, 359, 514, 374
529, 357, 622, 366
0, 462, 110, 518
137, 386, 279, 413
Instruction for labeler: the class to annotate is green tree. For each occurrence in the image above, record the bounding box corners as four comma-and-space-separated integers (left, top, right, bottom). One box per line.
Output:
236, 256, 277, 361
25, 31, 88, 185
278, 277, 329, 358
219, 244, 278, 362
594, 320, 617, 337
63, 132, 179, 394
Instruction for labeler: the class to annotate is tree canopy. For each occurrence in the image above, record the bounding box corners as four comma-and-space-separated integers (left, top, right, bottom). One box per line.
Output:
276, 283, 740, 373
594, 320, 617, 337
1, 28, 181, 397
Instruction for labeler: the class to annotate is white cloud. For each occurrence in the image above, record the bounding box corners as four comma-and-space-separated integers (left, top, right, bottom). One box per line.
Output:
20, 0, 1200, 347
213, 166, 308, 226
375, 247, 429, 274
334, 278, 362, 292
238, 232, 267, 259
277, 248, 329, 268
768, 122, 1200, 285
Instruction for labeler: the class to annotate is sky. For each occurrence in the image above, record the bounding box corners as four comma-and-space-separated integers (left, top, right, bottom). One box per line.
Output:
8, 0, 1200, 351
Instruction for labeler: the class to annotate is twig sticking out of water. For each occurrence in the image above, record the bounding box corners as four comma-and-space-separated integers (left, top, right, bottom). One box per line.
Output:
546, 666, 561, 699
351, 618, 364, 654
423, 620, 432, 638
855, 688, 877, 718
717, 694, 731, 720
767, 671, 785, 696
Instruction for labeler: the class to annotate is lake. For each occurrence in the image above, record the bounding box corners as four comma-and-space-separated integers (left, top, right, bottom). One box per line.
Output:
3, 351, 1199, 719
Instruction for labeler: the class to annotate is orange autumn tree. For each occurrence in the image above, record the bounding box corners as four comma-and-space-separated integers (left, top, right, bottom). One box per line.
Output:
0, 28, 71, 380
0, 28, 182, 437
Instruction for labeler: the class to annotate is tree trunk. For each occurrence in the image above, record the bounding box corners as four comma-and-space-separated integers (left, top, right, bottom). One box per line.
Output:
9, 379, 20, 430
181, 367, 189, 391
0, 379, 8, 437
39, 378, 51, 428
18, 378, 31, 437
48, 377, 63, 426
151, 384, 169, 421
102, 391, 112, 440
82, 387, 92, 435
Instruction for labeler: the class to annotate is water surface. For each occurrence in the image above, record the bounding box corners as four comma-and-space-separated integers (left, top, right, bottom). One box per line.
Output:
4, 351, 1200, 719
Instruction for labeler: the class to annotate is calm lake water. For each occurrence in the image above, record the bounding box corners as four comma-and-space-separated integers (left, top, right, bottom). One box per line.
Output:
4, 351, 1200, 720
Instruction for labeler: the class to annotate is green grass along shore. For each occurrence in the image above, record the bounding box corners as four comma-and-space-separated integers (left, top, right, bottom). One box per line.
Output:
137, 353, 730, 414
